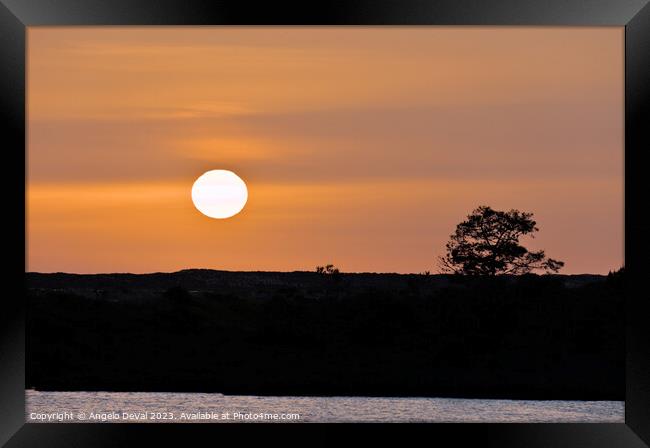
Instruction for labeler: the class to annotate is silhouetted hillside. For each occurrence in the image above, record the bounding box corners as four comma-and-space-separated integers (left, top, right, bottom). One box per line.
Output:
26, 270, 623, 400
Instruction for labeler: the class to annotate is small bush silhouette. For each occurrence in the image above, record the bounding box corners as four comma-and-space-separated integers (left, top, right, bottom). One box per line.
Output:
316, 264, 340, 275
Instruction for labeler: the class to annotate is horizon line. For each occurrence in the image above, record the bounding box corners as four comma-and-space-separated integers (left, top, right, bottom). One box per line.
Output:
25, 268, 615, 277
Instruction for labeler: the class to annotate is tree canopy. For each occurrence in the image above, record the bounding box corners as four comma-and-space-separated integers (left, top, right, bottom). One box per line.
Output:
439, 205, 564, 275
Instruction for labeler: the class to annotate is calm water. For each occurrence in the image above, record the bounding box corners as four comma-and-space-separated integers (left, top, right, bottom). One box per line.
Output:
26, 390, 624, 423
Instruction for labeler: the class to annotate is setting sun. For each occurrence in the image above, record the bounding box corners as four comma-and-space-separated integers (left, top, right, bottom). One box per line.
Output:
191, 170, 248, 219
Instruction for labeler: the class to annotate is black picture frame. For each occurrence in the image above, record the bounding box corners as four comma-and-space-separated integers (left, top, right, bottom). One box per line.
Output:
1, 0, 648, 445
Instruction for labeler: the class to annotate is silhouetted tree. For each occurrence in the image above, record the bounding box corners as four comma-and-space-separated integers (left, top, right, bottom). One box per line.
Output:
438, 205, 564, 275
606, 266, 625, 289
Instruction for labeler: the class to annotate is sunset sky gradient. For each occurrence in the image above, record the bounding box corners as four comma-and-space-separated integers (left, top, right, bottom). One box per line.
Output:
27, 27, 623, 274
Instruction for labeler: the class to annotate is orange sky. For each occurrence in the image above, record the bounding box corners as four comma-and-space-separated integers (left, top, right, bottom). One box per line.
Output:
27, 27, 623, 274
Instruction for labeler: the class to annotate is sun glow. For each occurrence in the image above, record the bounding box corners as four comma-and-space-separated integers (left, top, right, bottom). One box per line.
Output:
191, 170, 248, 219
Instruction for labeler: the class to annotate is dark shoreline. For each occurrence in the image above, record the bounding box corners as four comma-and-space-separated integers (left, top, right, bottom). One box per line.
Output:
26, 270, 624, 401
